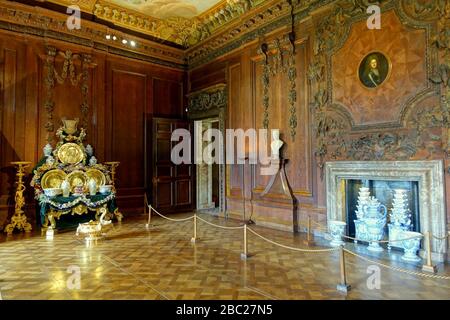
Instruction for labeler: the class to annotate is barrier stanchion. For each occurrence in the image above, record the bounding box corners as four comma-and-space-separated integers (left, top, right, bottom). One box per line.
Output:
337, 246, 351, 293
191, 214, 198, 243
303, 215, 315, 246
145, 194, 153, 229
422, 231, 438, 273
241, 224, 249, 260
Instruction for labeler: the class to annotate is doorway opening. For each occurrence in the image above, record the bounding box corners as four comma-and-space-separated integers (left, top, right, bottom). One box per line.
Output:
195, 118, 220, 215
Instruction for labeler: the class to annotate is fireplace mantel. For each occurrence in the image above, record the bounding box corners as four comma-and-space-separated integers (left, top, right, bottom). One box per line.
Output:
325, 160, 448, 261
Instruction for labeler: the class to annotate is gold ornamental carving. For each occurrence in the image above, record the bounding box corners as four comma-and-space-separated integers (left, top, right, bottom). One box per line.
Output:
4, 162, 33, 234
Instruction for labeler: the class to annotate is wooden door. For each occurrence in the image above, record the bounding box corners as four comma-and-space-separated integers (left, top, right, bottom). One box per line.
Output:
152, 118, 194, 213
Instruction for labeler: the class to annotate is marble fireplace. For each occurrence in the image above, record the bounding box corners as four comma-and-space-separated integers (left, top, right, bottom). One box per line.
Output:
325, 161, 448, 262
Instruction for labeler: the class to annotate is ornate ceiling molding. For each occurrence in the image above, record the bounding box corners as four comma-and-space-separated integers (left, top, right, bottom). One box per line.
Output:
42, 0, 267, 47
0, 1, 186, 68
0, 0, 327, 69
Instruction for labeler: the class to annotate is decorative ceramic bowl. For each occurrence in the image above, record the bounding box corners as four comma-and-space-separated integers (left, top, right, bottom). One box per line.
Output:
43, 188, 62, 197
99, 185, 113, 194
328, 220, 347, 246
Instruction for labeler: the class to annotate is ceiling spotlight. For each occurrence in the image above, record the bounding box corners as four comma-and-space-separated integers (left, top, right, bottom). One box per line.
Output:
105, 34, 111, 40
130, 40, 136, 47
122, 39, 128, 44
112, 35, 117, 41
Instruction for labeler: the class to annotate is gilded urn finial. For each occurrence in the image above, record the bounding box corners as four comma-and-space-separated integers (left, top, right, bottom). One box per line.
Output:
61, 118, 79, 135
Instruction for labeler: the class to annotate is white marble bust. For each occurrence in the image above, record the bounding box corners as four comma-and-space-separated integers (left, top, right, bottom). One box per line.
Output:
270, 129, 284, 159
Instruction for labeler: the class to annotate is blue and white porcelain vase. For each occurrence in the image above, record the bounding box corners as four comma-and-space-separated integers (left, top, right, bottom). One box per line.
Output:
400, 230, 423, 262
362, 199, 387, 252
388, 189, 413, 250
328, 220, 347, 247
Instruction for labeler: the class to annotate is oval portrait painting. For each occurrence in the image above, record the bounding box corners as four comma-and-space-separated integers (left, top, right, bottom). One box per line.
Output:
358, 52, 390, 89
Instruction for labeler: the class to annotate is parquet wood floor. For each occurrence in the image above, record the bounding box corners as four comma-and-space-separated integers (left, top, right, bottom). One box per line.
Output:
0, 213, 448, 300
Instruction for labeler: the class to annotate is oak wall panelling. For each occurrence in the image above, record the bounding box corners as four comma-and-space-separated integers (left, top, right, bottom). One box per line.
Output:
0, 29, 186, 229
188, 2, 450, 231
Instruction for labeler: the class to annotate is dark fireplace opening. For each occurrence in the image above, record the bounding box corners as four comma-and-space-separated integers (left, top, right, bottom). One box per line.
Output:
345, 179, 420, 247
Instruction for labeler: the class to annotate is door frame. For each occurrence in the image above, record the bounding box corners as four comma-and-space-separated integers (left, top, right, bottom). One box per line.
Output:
187, 84, 227, 216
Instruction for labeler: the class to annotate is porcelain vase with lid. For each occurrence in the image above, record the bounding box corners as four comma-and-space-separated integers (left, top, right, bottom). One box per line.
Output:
88, 178, 97, 196
61, 180, 70, 197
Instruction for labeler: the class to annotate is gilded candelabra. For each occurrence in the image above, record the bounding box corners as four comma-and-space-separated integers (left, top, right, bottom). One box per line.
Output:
105, 161, 120, 192
4, 161, 32, 234
104, 161, 123, 222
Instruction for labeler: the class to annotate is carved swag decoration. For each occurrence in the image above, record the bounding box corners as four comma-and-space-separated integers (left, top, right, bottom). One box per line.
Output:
309, 0, 450, 178
187, 84, 227, 113
44, 46, 91, 143
259, 33, 298, 141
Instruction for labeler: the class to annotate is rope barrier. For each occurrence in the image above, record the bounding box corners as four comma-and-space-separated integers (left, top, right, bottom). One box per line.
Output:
247, 227, 339, 253
148, 205, 194, 222
343, 248, 450, 280
432, 232, 450, 241
311, 220, 327, 228
145, 201, 450, 289
340, 233, 423, 243
196, 215, 245, 230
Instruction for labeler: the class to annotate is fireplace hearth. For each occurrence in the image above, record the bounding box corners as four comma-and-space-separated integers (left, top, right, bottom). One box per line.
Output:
325, 161, 448, 262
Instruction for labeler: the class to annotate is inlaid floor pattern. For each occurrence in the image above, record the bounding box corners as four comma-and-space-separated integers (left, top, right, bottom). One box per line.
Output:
0, 214, 449, 300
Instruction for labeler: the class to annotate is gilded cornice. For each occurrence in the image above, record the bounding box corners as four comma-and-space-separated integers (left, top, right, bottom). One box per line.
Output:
186, 0, 331, 69
0, 1, 186, 68
43, 0, 269, 47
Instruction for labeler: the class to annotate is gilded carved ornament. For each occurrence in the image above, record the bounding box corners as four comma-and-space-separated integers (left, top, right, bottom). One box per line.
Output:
43, 46, 92, 142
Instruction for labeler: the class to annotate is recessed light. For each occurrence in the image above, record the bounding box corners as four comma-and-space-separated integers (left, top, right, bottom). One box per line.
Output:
122, 39, 128, 44
112, 35, 117, 41
105, 34, 111, 40
130, 40, 136, 47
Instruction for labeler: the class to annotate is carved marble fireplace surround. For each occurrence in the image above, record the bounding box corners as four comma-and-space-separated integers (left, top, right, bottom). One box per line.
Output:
325, 161, 448, 262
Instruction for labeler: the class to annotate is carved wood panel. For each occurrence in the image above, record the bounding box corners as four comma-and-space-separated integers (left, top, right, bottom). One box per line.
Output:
331, 10, 429, 127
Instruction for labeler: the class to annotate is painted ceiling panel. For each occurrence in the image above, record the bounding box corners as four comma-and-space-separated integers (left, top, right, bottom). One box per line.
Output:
110, 0, 223, 19
40, 0, 269, 47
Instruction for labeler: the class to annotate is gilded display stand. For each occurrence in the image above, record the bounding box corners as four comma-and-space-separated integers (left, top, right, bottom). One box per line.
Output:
4, 161, 32, 234
31, 118, 123, 233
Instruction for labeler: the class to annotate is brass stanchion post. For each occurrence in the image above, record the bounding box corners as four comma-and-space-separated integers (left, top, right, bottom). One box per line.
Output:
241, 224, 249, 260
145, 194, 153, 229
422, 231, 438, 273
337, 246, 351, 293
191, 214, 197, 243
303, 215, 315, 246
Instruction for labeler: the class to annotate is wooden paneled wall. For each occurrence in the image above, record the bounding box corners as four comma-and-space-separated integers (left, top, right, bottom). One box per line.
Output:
0, 30, 185, 228
188, 6, 449, 229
